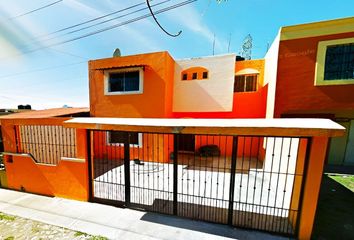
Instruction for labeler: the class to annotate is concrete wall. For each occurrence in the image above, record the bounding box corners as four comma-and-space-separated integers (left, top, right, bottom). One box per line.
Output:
264, 32, 280, 119
1, 118, 89, 201
173, 54, 236, 112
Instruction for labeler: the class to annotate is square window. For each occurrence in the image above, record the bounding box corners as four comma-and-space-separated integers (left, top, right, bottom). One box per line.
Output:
324, 43, 354, 81
182, 73, 188, 80
192, 72, 197, 79
202, 71, 208, 79
105, 67, 143, 95
234, 75, 257, 92
315, 37, 354, 86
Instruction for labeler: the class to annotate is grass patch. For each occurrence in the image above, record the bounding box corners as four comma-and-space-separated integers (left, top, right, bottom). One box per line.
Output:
74, 231, 87, 237
4, 237, 14, 240
328, 174, 354, 192
31, 223, 41, 233
88, 236, 108, 240
312, 174, 354, 239
0, 213, 16, 221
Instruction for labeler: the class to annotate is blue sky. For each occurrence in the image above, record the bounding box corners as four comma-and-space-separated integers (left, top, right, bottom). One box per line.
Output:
0, 0, 353, 109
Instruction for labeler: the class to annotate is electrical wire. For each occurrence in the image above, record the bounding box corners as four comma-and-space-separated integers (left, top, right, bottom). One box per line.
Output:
146, 0, 181, 37
31, 1, 147, 41
1, 0, 196, 60
0, 61, 86, 80
8, 0, 63, 20
34, 0, 171, 45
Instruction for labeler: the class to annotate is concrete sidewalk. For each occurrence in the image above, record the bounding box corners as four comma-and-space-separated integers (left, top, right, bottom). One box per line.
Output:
0, 188, 288, 240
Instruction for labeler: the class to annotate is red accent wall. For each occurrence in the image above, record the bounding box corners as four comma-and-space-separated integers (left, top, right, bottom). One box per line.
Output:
274, 32, 354, 117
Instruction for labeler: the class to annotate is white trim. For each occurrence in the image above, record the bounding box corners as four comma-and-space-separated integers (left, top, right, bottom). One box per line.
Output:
106, 132, 143, 147
60, 157, 85, 163
104, 67, 144, 95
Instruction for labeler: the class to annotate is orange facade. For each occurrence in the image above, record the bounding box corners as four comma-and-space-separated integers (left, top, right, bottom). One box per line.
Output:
89, 51, 175, 118
274, 32, 354, 117
1, 118, 89, 201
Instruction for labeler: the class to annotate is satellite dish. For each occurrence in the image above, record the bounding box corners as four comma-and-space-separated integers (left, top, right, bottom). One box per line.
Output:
113, 48, 121, 57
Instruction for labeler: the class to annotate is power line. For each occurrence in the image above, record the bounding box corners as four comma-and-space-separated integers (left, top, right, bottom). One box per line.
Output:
8, 0, 63, 20
34, 0, 171, 45
31, 1, 147, 41
2, 0, 196, 60
0, 61, 86, 79
146, 0, 181, 37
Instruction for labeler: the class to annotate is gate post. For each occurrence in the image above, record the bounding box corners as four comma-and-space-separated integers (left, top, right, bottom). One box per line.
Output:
228, 136, 238, 225
173, 134, 179, 215
86, 129, 93, 201
124, 132, 131, 206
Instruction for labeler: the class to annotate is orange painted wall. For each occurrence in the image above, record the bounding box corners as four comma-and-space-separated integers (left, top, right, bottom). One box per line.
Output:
195, 135, 263, 158
274, 32, 354, 117
89, 51, 175, 118
92, 131, 172, 163
1, 118, 89, 201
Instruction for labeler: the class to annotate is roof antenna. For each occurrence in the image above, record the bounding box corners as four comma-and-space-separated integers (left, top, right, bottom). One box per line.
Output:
212, 33, 216, 55
227, 33, 232, 53
146, 0, 182, 37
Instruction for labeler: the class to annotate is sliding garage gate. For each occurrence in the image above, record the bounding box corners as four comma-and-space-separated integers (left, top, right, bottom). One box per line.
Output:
89, 130, 309, 237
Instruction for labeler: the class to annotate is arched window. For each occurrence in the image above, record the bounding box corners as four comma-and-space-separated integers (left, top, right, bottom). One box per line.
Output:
234, 68, 259, 92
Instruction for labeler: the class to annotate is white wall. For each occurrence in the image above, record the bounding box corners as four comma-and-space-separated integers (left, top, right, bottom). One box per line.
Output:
173, 54, 236, 112
264, 32, 281, 119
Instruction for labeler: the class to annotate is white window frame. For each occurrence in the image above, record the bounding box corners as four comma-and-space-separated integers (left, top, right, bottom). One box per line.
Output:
104, 67, 144, 95
314, 37, 354, 86
106, 132, 143, 148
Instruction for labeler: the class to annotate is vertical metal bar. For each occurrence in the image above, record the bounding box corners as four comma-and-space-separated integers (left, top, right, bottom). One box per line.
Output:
14, 126, 19, 153
124, 132, 131, 206
228, 136, 238, 225
173, 134, 179, 215
86, 129, 93, 201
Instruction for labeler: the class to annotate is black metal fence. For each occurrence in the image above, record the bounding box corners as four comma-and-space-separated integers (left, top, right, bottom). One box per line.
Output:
15, 125, 77, 165
90, 130, 309, 236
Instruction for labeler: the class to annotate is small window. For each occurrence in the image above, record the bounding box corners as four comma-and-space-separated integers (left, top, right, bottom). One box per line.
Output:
202, 71, 208, 79
182, 73, 188, 80
108, 131, 141, 147
192, 72, 197, 79
234, 74, 258, 92
105, 67, 143, 95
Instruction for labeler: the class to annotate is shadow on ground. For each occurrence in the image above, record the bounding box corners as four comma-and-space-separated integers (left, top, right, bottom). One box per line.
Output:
140, 211, 287, 240
312, 174, 354, 240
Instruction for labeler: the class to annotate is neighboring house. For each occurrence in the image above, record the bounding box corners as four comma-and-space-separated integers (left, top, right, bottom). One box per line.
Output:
264, 17, 354, 171
0, 109, 31, 152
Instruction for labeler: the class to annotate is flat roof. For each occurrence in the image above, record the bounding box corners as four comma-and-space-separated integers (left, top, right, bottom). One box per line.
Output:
0, 107, 89, 119
64, 117, 345, 137
280, 16, 354, 41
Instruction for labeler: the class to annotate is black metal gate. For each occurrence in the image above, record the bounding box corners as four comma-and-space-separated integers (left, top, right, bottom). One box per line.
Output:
89, 130, 308, 237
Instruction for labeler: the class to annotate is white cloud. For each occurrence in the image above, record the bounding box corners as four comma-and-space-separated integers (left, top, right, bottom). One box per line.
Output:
165, 4, 228, 53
